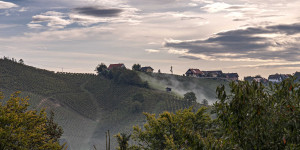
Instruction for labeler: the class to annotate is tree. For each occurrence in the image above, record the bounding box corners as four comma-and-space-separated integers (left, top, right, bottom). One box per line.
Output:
18, 59, 24, 64
215, 78, 300, 149
202, 99, 208, 106
115, 133, 131, 150
132, 107, 218, 149
184, 92, 197, 103
132, 64, 141, 71
95, 63, 107, 75
0, 91, 65, 150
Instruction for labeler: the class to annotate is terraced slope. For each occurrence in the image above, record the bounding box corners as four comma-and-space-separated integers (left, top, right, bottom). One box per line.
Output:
138, 72, 230, 104
1, 59, 206, 150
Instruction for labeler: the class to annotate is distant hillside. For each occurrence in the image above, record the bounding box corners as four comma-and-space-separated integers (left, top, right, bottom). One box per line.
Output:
138, 72, 229, 104
1, 58, 213, 150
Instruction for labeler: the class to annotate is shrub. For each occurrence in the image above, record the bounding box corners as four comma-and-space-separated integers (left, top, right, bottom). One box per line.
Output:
0, 91, 65, 150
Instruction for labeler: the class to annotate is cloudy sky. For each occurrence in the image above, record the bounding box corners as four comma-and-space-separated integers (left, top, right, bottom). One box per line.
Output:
1, 0, 300, 78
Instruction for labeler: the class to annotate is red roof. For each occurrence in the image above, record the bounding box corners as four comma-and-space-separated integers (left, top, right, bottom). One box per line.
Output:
188, 69, 203, 74
108, 64, 125, 69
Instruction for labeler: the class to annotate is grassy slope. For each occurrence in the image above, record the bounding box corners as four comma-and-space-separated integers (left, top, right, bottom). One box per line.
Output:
0, 59, 202, 150
138, 72, 230, 104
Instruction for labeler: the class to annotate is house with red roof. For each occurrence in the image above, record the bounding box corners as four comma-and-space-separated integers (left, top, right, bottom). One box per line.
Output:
185, 69, 204, 77
108, 63, 126, 70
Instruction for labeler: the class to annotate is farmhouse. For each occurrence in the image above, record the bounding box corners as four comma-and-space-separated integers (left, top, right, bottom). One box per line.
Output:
185, 69, 204, 77
224, 73, 239, 81
294, 72, 300, 81
108, 63, 126, 70
140, 66, 154, 73
268, 74, 289, 83
202, 70, 223, 77
244, 75, 267, 83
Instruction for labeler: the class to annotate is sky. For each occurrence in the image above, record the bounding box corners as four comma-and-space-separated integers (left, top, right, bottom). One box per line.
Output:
0, 0, 300, 78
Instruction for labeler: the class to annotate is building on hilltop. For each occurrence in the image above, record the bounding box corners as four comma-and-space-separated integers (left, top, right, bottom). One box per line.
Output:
244, 75, 268, 83
294, 72, 300, 82
224, 73, 239, 81
140, 66, 154, 73
185, 69, 204, 77
268, 74, 289, 83
202, 70, 223, 78
108, 63, 126, 70
166, 87, 172, 92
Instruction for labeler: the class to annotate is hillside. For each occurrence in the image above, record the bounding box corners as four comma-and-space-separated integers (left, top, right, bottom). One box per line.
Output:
138, 72, 230, 104
0, 58, 228, 150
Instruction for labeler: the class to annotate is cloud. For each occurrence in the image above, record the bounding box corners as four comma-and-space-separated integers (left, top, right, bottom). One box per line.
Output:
18, 7, 28, 12
145, 49, 160, 53
229, 62, 300, 69
0, 24, 18, 28
69, 5, 140, 26
73, 6, 123, 17
179, 55, 200, 60
164, 23, 300, 61
30, 11, 72, 29
27, 23, 43, 29
202, 2, 231, 13
0, 1, 18, 9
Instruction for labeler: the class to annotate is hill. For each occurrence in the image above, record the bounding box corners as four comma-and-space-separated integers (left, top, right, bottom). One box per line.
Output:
0, 58, 228, 150
138, 72, 229, 104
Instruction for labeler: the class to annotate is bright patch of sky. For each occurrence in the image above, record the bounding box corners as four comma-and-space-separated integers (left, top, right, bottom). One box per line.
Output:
1, 0, 300, 78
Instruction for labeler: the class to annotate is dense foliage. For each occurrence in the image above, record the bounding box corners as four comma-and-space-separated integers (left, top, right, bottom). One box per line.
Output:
0, 92, 64, 150
132, 107, 217, 149
183, 92, 197, 103
95, 63, 149, 88
118, 78, 300, 149
215, 77, 300, 149
132, 64, 141, 71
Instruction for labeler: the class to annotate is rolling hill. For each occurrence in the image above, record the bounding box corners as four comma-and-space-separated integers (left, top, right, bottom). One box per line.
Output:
0, 58, 228, 150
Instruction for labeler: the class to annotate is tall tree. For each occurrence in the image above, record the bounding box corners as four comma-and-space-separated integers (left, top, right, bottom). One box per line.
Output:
95, 63, 107, 75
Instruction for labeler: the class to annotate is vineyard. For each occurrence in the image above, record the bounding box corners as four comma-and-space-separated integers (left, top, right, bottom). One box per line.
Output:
0, 58, 226, 150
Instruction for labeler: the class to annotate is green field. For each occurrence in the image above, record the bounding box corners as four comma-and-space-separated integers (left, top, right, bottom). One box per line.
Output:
0, 58, 228, 150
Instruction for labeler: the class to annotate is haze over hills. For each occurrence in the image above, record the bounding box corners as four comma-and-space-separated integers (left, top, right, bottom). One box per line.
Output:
0, 58, 228, 150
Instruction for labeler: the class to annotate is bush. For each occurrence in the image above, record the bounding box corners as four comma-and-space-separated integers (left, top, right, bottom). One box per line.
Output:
184, 92, 197, 103
0, 91, 65, 150
215, 78, 300, 149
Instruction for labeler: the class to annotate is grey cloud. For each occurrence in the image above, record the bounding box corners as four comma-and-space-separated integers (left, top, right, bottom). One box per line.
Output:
73, 6, 123, 17
233, 18, 247, 21
245, 63, 300, 69
165, 23, 300, 61
179, 55, 201, 60
181, 16, 204, 20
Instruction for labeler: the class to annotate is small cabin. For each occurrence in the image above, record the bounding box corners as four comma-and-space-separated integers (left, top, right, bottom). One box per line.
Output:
166, 87, 172, 92
140, 66, 154, 73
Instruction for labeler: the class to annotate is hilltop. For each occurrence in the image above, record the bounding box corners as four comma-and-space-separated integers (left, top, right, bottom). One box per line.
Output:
0, 58, 228, 150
